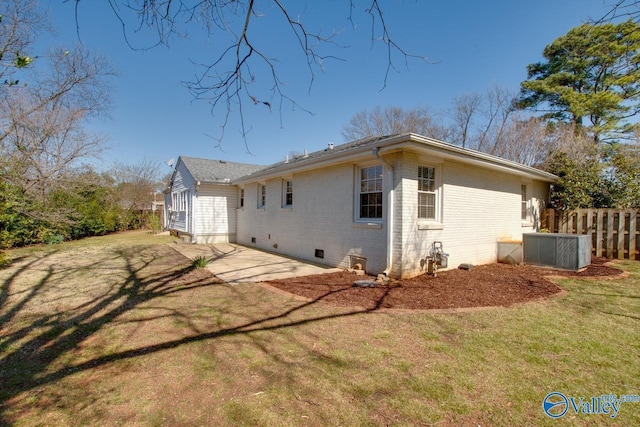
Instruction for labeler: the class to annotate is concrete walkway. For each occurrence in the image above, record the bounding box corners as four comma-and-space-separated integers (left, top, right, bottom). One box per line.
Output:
171, 242, 342, 284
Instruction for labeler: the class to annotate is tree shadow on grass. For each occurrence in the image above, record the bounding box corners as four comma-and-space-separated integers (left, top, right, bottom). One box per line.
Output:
0, 242, 388, 425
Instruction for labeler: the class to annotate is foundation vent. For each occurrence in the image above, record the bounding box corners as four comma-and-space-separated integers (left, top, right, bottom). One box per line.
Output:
349, 255, 367, 272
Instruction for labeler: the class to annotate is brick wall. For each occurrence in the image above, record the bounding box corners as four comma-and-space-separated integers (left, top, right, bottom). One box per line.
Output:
237, 162, 388, 273
237, 151, 549, 278
394, 153, 545, 277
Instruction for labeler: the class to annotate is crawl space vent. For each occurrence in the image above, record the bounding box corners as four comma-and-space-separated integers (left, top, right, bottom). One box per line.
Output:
350, 255, 367, 271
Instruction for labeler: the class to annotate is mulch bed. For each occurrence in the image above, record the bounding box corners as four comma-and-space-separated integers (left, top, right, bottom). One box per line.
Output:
262, 258, 624, 311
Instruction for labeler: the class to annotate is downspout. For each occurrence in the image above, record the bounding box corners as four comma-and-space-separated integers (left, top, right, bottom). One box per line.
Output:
373, 147, 394, 276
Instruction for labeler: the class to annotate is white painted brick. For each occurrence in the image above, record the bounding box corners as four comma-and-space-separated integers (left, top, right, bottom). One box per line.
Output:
230, 149, 550, 279
237, 162, 388, 273
393, 153, 548, 278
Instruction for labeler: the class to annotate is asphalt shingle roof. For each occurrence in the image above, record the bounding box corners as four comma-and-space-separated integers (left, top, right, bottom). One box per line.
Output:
178, 133, 556, 184
244, 135, 391, 176
179, 156, 265, 183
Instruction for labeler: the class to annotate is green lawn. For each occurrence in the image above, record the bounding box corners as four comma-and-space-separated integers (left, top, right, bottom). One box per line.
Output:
1, 231, 638, 426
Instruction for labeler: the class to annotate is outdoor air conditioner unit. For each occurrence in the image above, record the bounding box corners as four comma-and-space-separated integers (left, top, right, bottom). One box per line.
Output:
523, 233, 591, 270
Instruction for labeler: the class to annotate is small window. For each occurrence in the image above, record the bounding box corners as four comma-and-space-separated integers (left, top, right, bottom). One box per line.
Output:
239, 188, 244, 208
172, 190, 188, 212
183, 190, 189, 211
359, 165, 383, 219
418, 166, 436, 220
521, 184, 528, 220
284, 180, 293, 207
258, 184, 266, 208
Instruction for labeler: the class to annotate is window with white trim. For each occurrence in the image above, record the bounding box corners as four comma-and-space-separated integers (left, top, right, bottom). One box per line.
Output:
258, 184, 266, 208
239, 188, 244, 208
521, 184, 529, 221
283, 180, 293, 207
181, 190, 188, 211
172, 190, 189, 212
359, 165, 383, 219
418, 166, 437, 220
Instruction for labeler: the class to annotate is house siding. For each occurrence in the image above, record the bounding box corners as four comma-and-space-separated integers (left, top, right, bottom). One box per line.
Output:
393, 152, 547, 278
168, 159, 195, 233
194, 184, 238, 243
237, 162, 388, 273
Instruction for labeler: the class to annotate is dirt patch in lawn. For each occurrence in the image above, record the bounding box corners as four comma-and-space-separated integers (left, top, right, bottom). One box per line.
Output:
262, 258, 624, 311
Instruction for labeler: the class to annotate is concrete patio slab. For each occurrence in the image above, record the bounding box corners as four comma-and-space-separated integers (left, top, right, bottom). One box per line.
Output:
171, 242, 342, 284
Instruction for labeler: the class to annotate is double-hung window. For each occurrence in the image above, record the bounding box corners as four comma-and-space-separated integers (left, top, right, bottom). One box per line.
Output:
418, 166, 437, 220
283, 180, 293, 207
258, 184, 266, 208
521, 184, 529, 221
359, 165, 383, 219
172, 190, 189, 212
239, 188, 244, 208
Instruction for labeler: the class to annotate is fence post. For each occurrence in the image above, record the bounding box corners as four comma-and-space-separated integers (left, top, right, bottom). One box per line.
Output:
606, 209, 615, 258
586, 209, 595, 256
617, 210, 626, 259
631, 211, 638, 261
545, 208, 555, 233
596, 210, 604, 257
576, 209, 584, 235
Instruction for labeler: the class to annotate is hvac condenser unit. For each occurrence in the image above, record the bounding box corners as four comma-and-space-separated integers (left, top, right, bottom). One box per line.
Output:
523, 233, 591, 271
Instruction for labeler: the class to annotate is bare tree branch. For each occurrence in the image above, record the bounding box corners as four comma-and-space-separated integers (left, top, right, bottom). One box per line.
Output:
0, 43, 113, 201
76, 1, 429, 149
341, 105, 449, 141
592, 0, 640, 23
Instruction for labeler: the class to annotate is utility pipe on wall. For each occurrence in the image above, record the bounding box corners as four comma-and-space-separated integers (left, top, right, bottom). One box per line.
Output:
372, 147, 394, 276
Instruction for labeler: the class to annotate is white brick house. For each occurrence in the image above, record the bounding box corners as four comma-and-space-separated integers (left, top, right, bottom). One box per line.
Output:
168, 134, 556, 278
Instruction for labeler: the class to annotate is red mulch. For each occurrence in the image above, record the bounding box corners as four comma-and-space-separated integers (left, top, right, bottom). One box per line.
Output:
263, 259, 624, 310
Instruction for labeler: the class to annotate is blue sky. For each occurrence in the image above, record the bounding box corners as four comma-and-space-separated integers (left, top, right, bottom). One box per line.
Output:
42, 0, 616, 170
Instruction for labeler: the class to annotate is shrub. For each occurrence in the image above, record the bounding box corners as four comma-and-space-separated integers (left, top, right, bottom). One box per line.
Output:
148, 213, 162, 233
43, 233, 65, 245
191, 255, 210, 269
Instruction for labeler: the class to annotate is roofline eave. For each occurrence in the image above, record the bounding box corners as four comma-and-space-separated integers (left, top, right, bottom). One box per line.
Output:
233, 133, 558, 184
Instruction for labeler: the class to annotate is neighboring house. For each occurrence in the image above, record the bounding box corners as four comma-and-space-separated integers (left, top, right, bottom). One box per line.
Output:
165, 156, 264, 243
168, 133, 557, 278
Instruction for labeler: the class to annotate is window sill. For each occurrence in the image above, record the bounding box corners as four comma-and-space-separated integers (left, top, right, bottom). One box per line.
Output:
280, 207, 293, 211
521, 221, 534, 227
353, 222, 383, 229
417, 222, 444, 230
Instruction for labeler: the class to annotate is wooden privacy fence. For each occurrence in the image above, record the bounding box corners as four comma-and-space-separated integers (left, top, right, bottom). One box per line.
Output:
542, 209, 639, 260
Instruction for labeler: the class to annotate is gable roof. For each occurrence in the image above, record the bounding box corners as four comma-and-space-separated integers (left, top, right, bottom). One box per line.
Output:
250, 135, 389, 175
235, 133, 558, 183
178, 156, 265, 184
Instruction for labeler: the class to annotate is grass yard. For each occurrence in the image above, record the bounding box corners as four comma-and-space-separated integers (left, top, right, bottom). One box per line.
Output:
1, 231, 639, 426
